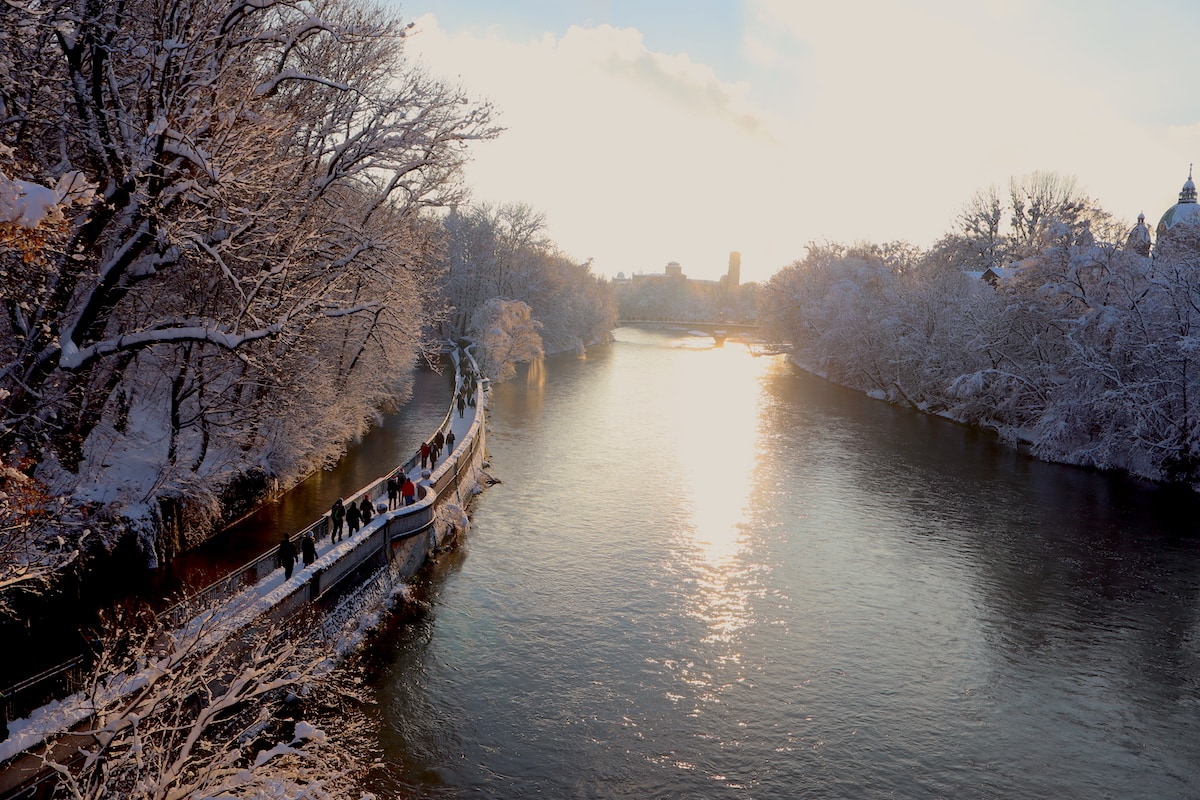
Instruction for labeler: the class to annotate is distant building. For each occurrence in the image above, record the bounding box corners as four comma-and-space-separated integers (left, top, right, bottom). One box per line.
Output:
621, 256, 742, 287
1112, 167, 1200, 259
727, 251, 741, 287
631, 260, 688, 284
1152, 167, 1200, 254
1157, 168, 1200, 238
1126, 213, 1152, 257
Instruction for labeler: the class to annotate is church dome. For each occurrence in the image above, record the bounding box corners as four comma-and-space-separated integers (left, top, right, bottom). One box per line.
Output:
1157, 167, 1200, 237
1126, 212, 1152, 256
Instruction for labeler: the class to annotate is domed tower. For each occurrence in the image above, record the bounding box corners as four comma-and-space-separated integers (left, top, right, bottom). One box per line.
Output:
1126, 212, 1152, 257
1157, 166, 1200, 240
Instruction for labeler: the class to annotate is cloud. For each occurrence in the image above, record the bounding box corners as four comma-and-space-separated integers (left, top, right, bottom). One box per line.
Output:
407, 15, 798, 280
405, 6, 1200, 283
583, 29, 768, 138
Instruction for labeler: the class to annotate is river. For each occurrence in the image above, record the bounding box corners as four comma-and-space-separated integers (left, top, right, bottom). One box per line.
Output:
360, 325, 1200, 799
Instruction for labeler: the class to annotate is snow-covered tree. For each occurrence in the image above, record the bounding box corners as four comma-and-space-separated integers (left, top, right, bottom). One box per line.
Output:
614, 275, 729, 322
468, 298, 545, 383
0, 0, 499, 572
40, 605, 374, 799
0, 0, 497, 473
440, 203, 616, 362
1007, 171, 1119, 258
762, 177, 1200, 487
0, 457, 87, 615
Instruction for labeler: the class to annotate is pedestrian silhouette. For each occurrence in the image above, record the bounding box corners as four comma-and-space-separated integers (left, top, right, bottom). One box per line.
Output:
301, 532, 317, 566
330, 498, 345, 542
278, 535, 298, 579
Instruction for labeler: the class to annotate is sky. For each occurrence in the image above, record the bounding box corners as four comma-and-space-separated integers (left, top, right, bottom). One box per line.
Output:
393, 0, 1200, 283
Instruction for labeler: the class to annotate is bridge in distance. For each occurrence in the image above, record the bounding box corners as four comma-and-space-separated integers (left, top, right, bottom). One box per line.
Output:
616, 318, 760, 344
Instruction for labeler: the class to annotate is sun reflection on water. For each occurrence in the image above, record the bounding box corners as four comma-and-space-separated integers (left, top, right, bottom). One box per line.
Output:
664, 337, 768, 653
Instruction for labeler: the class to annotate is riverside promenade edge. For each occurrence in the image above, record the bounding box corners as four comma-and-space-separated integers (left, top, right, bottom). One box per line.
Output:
0, 354, 491, 797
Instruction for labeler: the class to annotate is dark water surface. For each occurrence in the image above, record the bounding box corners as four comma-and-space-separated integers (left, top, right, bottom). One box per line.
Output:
364, 327, 1200, 799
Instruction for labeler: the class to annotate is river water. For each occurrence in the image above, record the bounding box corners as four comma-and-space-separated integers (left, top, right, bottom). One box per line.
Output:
362, 326, 1200, 799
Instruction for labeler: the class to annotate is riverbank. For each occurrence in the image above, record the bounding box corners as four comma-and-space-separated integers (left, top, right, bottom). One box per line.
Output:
0, 360, 490, 792
782, 350, 1190, 491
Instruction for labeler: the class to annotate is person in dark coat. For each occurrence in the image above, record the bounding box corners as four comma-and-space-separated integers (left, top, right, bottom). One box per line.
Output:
330, 498, 345, 542
457, 393, 466, 417
432, 430, 445, 465
359, 495, 374, 525
346, 498, 361, 536
386, 476, 399, 510
301, 532, 317, 566
444, 428, 456, 454
278, 535, 298, 579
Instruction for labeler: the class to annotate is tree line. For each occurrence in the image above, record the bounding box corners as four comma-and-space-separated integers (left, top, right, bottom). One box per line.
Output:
760, 171, 1200, 485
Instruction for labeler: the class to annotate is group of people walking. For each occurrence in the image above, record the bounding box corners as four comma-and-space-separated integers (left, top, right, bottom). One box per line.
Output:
278, 461, 441, 580
419, 425, 456, 470
276, 373, 477, 581
386, 471, 419, 510
327, 494, 381, 543
278, 473, 419, 580
277, 529, 320, 580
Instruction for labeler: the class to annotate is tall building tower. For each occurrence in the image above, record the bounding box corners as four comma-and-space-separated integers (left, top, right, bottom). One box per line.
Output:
727, 251, 741, 287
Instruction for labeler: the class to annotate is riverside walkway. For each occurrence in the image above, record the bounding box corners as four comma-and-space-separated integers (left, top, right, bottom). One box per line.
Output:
0, 356, 490, 797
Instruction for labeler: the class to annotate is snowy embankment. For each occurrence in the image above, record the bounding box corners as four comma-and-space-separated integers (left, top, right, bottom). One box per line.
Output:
0, 510, 392, 764
785, 350, 1049, 467
0, 365, 489, 768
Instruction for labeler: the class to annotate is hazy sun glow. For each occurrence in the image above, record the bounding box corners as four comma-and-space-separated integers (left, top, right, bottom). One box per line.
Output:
665, 337, 769, 653
671, 345, 758, 564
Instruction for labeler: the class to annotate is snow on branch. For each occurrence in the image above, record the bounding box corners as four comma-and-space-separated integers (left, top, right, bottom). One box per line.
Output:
17, 602, 368, 799
0, 169, 96, 229
253, 69, 353, 98
59, 323, 284, 370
